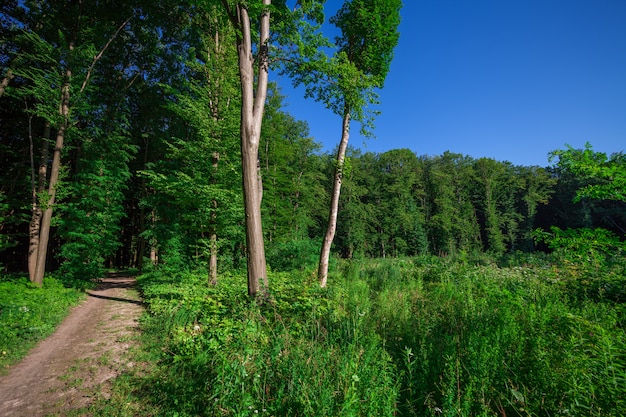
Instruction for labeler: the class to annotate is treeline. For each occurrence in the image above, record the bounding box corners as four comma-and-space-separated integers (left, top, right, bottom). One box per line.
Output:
262, 146, 625, 261
0, 1, 624, 281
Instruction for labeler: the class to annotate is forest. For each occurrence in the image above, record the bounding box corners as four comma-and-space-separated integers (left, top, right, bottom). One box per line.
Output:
1, 1, 626, 416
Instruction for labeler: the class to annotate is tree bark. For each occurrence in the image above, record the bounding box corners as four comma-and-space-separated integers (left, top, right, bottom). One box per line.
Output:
28, 122, 50, 282
318, 109, 351, 288
33, 68, 71, 286
0, 69, 14, 98
235, 2, 270, 298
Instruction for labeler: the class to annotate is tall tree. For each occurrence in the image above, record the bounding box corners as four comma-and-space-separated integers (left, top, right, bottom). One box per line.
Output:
218, 0, 271, 297
290, 0, 401, 287
515, 165, 556, 250
218, 0, 329, 296
426, 152, 481, 255
473, 158, 507, 255
376, 149, 428, 257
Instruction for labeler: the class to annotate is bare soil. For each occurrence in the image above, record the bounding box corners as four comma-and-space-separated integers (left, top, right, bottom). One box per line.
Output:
0, 274, 144, 417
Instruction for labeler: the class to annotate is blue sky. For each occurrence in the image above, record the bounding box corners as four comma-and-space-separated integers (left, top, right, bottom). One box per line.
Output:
276, 0, 626, 167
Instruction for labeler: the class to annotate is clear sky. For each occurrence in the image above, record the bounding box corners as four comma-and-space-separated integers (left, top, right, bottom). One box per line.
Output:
276, 0, 626, 167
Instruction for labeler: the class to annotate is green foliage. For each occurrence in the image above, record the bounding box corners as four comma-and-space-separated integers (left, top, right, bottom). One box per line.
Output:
0, 274, 84, 370
281, 0, 401, 134
58, 125, 137, 281
266, 239, 320, 271
261, 84, 326, 243
331, 0, 401, 85
551, 142, 626, 202
0, 193, 15, 258
90, 268, 398, 416
85, 255, 626, 417
533, 227, 626, 301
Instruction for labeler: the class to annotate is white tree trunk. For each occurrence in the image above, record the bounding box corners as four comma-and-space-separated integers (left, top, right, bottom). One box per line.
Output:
318, 110, 351, 288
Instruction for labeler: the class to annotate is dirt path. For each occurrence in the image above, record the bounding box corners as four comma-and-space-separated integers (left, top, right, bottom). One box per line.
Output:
0, 274, 144, 417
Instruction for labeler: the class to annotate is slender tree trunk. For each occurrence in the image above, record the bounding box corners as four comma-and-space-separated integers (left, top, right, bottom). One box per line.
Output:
28, 122, 50, 282
0, 69, 14, 98
149, 210, 158, 266
136, 208, 145, 271
235, 2, 270, 297
136, 136, 150, 272
318, 110, 351, 288
209, 152, 220, 285
33, 69, 71, 286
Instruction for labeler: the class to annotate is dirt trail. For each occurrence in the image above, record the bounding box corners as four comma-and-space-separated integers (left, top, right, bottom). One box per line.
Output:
0, 274, 144, 417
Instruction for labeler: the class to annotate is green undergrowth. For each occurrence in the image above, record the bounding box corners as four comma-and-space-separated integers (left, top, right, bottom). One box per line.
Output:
0, 275, 84, 372
91, 255, 625, 416
97, 268, 399, 416
356, 257, 626, 416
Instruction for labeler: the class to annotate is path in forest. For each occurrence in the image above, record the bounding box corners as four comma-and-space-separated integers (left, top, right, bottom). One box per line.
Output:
0, 274, 144, 417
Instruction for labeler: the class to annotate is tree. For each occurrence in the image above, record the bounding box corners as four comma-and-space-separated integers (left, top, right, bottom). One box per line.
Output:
165, 6, 242, 284
287, 0, 401, 287
515, 165, 556, 250
537, 143, 626, 260
550, 142, 626, 203
333, 148, 373, 258
14, 27, 74, 286
473, 158, 508, 255
10, 1, 135, 285
217, 0, 271, 297
375, 149, 428, 257
218, 0, 330, 296
426, 152, 481, 255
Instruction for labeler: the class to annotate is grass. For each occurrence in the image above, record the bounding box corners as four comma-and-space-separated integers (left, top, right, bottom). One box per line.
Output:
5, 254, 625, 416
0, 274, 84, 372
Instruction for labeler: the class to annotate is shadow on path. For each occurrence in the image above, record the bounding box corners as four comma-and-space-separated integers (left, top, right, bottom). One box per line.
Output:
86, 292, 145, 305
86, 274, 143, 306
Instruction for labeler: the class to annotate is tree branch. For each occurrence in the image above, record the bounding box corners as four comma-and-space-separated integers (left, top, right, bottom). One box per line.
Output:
80, 16, 131, 93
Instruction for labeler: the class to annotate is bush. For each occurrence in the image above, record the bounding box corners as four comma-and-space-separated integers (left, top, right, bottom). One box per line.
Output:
266, 239, 321, 271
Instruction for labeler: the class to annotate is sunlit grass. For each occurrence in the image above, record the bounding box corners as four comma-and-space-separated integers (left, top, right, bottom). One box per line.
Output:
87, 255, 626, 416
0, 275, 84, 372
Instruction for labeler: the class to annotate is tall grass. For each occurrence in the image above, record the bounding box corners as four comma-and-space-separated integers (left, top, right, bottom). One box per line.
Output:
356, 258, 626, 416
116, 270, 398, 416
90, 256, 625, 416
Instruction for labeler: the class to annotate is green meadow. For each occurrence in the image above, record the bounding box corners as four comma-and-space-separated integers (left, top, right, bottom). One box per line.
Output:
82, 253, 625, 416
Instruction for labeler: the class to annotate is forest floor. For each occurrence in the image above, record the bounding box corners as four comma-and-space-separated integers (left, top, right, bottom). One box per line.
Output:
0, 274, 144, 417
